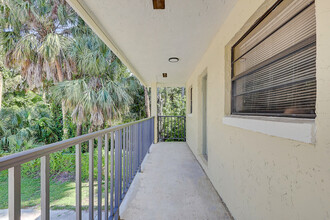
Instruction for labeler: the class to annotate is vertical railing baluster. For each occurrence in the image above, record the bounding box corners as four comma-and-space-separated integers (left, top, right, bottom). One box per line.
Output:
141, 122, 144, 158
8, 165, 21, 220
152, 117, 154, 144
184, 117, 186, 141
167, 117, 169, 141
139, 123, 142, 172
130, 126, 133, 181
97, 136, 102, 220
105, 133, 109, 218
159, 116, 161, 141
162, 116, 164, 141
151, 118, 153, 144
123, 128, 126, 194
41, 155, 50, 220
181, 117, 183, 140
114, 130, 120, 219
148, 120, 150, 153
142, 122, 145, 157
171, 116, 173, 141
135, 124, 138, 173
119, 129, 122, 200
88, 139, 94, 220
76, 144, 82, 220
125, 127, 129, 191
176, 117, 179, 140
110, 132, 114, 217
134, 124, 137, 173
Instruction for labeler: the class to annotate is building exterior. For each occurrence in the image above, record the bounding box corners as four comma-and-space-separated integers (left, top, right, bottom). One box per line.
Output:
40, 0, 330, 219
1, 0, 330, 219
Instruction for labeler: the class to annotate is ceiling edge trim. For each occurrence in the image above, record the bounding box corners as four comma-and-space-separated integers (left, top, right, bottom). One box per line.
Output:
66, 0, 147, 85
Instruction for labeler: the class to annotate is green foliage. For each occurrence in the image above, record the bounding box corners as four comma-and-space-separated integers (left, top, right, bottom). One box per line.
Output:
158, 87, 186, 116
158, 87, 186, 141
0, 89, 59, 152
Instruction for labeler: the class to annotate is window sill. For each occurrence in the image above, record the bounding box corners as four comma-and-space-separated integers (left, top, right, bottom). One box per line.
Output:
222, 115, 315, 144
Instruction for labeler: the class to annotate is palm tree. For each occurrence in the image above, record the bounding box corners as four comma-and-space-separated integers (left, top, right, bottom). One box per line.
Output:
144, 86, 150, 118
52, 31, 133, 135
0, 48, 4, 110
0, 0, 78, 139
52, 77, 132, 135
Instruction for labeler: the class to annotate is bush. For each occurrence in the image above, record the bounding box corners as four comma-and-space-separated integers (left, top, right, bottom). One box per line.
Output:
0, 148, 104, 182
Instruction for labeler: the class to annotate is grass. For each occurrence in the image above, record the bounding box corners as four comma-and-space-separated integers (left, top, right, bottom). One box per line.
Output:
0, 148, 134, 210
0, 175, 113, 210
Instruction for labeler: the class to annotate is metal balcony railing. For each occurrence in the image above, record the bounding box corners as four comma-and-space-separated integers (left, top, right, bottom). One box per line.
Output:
158, 116, 186, 142
0, 117, 155, 220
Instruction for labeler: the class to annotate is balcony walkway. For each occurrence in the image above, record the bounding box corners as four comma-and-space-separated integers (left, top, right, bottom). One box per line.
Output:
119, 142, 232, 220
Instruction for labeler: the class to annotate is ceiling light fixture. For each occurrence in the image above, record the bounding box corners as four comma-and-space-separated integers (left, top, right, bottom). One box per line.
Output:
153, 0, 165, 9
169, 57, 179, 63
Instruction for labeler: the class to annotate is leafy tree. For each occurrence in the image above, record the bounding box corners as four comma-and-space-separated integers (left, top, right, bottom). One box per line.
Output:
158, 87, 186, 116
0, 0, 78, 139
0, 91, 58, 152
52, 31, 134, 134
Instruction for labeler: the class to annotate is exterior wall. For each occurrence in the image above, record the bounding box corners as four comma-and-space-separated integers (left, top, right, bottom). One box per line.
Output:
186, 0, 330, 219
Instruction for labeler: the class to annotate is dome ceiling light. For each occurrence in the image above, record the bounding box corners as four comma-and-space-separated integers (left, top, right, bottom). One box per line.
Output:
168, 57, 179, 63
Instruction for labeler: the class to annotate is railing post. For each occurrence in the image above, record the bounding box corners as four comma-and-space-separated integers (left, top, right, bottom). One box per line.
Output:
148, 119, 151, 153
41, 155, 50, 220
88, 139, 94, 220
8, 165, 21, 220
119, 129, 122, 200
152, 117, 155, 144
114, 130, 120, 220
110, 132, 114, 217
105, 133, 109, 218
184, 117, 186, 141
97, 136, 103, 220
123, 128, 126, 194
129, 126, 133, 181
126, 127, 129, 190
134, 124, 138, 173
139, 123, 142, 172
75, 144, 82, 220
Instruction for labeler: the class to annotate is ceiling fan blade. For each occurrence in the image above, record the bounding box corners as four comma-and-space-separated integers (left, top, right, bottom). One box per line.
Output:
153, 0, 165, 9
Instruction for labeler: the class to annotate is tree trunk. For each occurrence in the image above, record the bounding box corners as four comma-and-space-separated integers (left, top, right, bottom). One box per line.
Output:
181, 87, 185, 104
55, 59, 68, 139
42, 88, 47, 102
55, 59, 64, 82
76, 124, 82, 136
62, 100, 68, 139
164, 88, 168, 108
144, 86, 150, 118
0, 71, 3, 110
159, 93, 163, 116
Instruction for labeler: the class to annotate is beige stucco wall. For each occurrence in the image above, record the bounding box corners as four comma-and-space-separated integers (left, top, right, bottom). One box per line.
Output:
185, 0, 330, 219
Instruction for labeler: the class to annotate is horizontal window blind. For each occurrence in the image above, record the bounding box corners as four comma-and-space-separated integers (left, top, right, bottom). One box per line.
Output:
232, 0, 316, 118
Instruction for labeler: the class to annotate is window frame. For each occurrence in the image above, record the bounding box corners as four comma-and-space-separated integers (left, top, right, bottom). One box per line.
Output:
230, 0, 316, 119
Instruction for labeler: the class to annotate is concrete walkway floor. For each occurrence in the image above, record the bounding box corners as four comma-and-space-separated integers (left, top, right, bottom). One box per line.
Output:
119, 142, 232, 220
0, 142, 231, 220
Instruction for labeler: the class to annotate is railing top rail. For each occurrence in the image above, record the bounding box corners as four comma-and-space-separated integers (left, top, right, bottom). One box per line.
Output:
0, 116, 154, 172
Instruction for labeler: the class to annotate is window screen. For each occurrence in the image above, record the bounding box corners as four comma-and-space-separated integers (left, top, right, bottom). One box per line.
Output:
231, 0, 316, 118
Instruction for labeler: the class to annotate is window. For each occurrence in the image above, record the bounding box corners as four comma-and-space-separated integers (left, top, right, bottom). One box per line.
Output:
190, 86, 193, 114
231, 0, 316, 118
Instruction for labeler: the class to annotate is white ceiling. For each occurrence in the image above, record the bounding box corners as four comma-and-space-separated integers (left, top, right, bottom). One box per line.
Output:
77, 0, 237, 86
